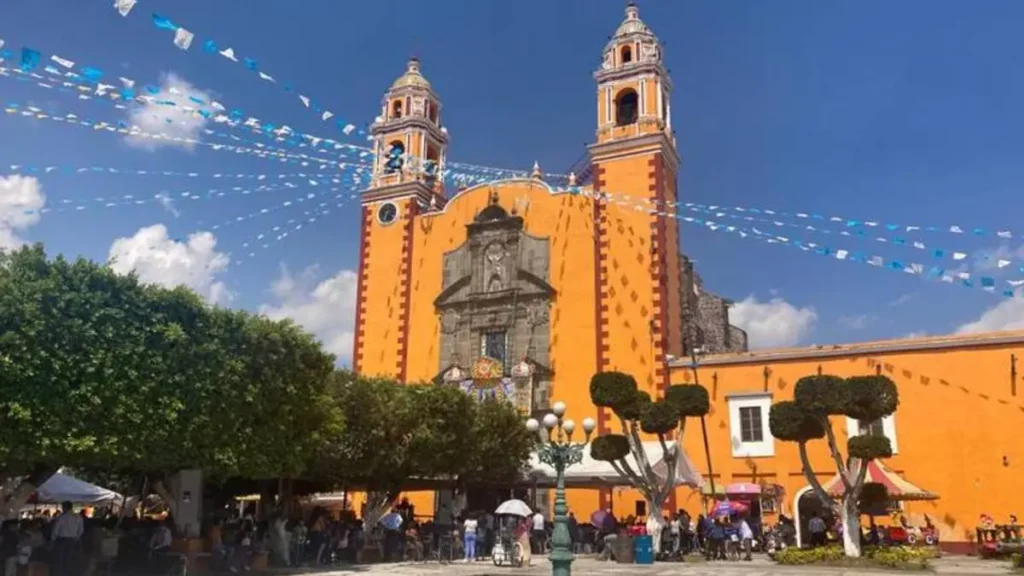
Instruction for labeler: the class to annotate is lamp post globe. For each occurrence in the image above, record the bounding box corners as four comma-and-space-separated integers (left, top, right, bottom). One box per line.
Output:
542, 413, 559, 430
527, 403, 592, 576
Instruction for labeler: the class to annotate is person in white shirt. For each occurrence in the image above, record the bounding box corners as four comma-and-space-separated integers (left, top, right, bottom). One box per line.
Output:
531, 512, 546, 555
738, 517, 754, 561
462, 516, 478, 562
669, 514, 682, 554
50, 502, 83, 576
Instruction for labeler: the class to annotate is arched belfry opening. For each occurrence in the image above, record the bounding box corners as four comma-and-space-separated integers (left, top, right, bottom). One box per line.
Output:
615, 89, 639, 126
392, 100, 403, 119
620, 45, 632, 64
384, 141, 405, 173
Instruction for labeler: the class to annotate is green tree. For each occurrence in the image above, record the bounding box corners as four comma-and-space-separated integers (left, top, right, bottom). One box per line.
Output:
0, 245, 340, 522
455, 398, 535, 488
588, 371, 708, 552
768, 374, 898, 558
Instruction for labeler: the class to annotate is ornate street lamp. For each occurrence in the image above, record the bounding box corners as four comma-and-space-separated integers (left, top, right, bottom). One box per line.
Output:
526, 402, 596, 576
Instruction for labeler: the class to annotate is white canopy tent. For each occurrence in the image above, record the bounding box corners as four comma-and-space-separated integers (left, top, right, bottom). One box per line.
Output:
526, 441, 705, 489
35, 473, 122, 505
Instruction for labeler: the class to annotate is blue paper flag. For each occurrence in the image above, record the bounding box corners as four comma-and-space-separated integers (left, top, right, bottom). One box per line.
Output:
20, 48, 41, 71
152, 14, 177, 31
81, 67, 103, 81
244, 58, 258, 71
203, 40, 218, 53
981, 277, 996, 288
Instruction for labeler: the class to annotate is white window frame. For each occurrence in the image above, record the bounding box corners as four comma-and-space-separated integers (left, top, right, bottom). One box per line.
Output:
727, 393, 774, 458
845, 414, 899, 455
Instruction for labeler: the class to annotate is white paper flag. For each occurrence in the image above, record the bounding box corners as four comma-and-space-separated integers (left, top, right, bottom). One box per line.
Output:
321, 111, 334, 121
298, 95, 311, 108
343, 124, 356, 135
173, 28, 195, 51
219, 48, 238, 62
119, 77, 135, 88
114, 0, 137, 17
912, 241, 926, 250
998, 259, 1011, 269
998, 231, 1013, 239
835, 249, 849, 260
258, 71, 275, 83
952, 252, 967, 260
51, 55, 75, 69
950, 225, 963, 233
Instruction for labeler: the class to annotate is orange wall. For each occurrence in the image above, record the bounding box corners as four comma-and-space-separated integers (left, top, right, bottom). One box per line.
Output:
356, 197, 415, 378
641, 342, 1024, 543
597, 155, 662, 395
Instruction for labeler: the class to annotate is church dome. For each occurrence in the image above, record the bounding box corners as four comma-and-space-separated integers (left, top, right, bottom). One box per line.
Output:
391, 58, 432, 90
604, 2, 660, 52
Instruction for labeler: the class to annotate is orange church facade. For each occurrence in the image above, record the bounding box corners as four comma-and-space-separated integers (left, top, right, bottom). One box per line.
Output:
351, 3, 1024, 550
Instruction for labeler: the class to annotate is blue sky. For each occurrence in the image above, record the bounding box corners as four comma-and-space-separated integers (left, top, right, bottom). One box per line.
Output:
3, 0, 1024, 359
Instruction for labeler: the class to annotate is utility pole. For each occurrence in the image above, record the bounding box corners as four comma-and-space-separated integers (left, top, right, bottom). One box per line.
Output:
689, 343, 717, 509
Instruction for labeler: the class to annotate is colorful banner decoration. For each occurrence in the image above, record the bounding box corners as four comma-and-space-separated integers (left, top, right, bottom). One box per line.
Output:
108, 4, 366, 138
567, 187, 1023, 298
231, 187, 363, 267
679, 200, 1018, 242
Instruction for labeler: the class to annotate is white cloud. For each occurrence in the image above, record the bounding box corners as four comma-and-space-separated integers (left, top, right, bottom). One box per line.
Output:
107, 224, 232, 304
888, 293, 913, 307
730, 296, 818, 349
259, 264, 358, 364
0, 175, 46, 251
838, 314, 875, 331
126, 73, 212, 151
956, 297, 1024, 334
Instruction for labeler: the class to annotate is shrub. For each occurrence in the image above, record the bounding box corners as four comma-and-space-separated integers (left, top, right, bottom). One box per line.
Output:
775, 545, 933, 569
775, 546, 846, 565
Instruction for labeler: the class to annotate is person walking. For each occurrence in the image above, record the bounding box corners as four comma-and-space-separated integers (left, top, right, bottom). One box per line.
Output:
738, 516, 754, 561
50, 501, 84, 576
530, 511, 546, 555
808, 514, 827, 548
462, 515, 478, 562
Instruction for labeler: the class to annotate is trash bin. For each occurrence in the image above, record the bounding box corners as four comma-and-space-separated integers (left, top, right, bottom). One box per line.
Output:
633, 534, 654, 564
614, 534, 634, 564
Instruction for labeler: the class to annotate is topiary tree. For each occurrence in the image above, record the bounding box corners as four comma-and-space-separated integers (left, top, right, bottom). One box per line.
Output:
588, 371, 708, 553
769, 374, 898, 558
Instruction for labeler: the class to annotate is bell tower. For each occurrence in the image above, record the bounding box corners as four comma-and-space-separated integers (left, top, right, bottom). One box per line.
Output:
590, 2, 684, 444
352, 58, 448, 379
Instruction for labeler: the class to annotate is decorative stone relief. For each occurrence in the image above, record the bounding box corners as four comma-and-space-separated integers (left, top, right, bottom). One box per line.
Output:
484, 242, 507, 292
411, 97, 426, 117
641, 42, 659, 61
440, 309, 460, 334
527, 301, 550, 327
603, 50, 614, 70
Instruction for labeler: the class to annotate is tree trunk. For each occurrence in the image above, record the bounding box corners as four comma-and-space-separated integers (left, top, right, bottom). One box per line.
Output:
645, 496, 667, 554
0, 466, 57, 520
840, 496, 862, 558
150, 478, 179, 521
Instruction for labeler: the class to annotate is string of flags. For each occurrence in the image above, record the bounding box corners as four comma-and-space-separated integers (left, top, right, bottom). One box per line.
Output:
5, 165, 354, 181
111, 2, 370, 139
0, 42, 565, 184
1, 38, 568, 183
0, 63, 366, 164
0, 68, 536, 187
680, 200, 1021, 243
30, 175, 352, 216
566, 187, 1023, 298
231, 188, 363, 267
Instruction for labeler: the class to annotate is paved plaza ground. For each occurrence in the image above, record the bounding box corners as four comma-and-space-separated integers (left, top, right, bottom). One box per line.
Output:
262, 555, 1014, 576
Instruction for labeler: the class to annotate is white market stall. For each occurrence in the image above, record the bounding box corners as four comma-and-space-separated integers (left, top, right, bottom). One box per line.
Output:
526, 440, 704, 488
34, 473, 122, 504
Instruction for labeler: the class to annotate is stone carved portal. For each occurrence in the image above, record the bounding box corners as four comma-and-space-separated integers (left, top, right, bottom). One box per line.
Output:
433, 195, 555, 414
